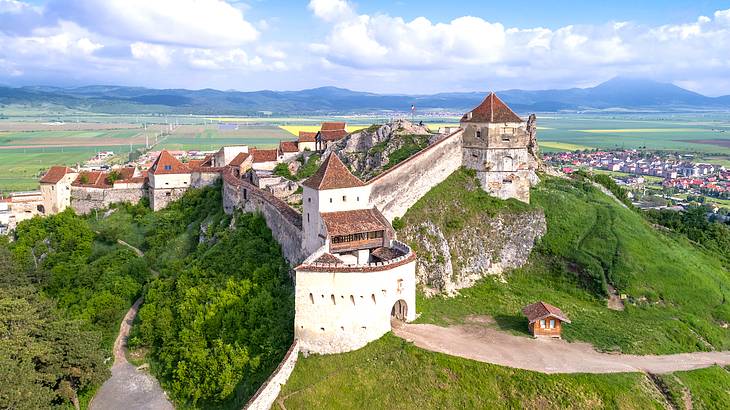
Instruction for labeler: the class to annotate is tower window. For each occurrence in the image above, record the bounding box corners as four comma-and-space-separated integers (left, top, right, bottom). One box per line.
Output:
331, 295, 336, 305
342, 195, 346, 202
350, 295, 355, 305
329, 198, 333, 203
476, 130, 481, 139
309, 293, 314, 304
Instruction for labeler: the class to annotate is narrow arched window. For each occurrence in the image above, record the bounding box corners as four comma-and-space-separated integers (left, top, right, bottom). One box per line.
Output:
331, 295, 336, 305
350, 295, 355, 305
371, 294, 376, 304
309, 293, 314, 304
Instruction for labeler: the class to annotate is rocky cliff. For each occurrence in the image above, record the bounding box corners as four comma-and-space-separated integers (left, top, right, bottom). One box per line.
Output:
323, 119, 434, 180
396, 168, 546, 296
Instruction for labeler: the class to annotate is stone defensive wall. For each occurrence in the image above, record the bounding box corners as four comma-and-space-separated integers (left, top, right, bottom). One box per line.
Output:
70, 186, 146, 214
191, 168, 223, 188
367, 129, 464, 221
243, 340, 300, 410
223, 170, 306, 265
294, 240, 417, 354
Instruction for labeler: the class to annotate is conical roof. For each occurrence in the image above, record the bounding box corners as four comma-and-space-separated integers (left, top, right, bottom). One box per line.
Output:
302, 153, 364, 190
461, 92, 523, 123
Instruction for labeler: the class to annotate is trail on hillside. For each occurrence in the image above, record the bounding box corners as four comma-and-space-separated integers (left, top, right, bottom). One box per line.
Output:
89, 242, 173, 410
393, 320, 730, 374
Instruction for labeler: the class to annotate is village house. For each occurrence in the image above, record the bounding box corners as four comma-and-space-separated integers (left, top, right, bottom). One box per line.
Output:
278, 140, 300, 162
148, 151, 193, 211
315, 122, 348, 151
39, 165, 78, 214
251, 148, 279, 171
522, 301, 571, 338
297, 131, 317, 152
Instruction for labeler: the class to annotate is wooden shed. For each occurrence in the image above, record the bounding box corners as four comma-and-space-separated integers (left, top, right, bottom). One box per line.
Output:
522, 301, 571, 338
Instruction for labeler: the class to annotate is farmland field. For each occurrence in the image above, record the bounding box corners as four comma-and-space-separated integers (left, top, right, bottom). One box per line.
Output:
2, 112, 730, 193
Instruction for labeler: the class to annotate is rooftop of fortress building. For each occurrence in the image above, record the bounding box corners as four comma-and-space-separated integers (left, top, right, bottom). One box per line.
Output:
298, 131, 317, 142
251, 148, 278, 163
279, 140, 299, 153
522, 301, 571, 324
319, 129, 348, 142
321, 122, 346, 131
150, 150, 190, 174
228, 152, 250, 167
320, 208, 391, 237
40, 166, 74, 184
302, 152, 365, 190
461, 92, 523, 124
72, 171, 112, 189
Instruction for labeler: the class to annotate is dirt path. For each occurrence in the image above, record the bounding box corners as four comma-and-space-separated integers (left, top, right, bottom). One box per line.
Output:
392, 321, 730, 374
89, 242, 173, 410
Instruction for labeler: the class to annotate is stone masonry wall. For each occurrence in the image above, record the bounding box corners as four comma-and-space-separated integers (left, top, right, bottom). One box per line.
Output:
223, 172, 306, 265
150, 187, 188, 211
70, 187, 146, 214
368, 130, 464, 221
191, 170, 221, 188
244, 340, 299, 410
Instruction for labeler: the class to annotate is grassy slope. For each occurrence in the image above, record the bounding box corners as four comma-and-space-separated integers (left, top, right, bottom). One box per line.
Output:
406, 171, 730, 354
279, 334, 663, 409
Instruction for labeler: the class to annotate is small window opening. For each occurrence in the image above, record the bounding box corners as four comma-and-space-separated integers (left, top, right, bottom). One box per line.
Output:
309, 293, 314, 304
329, 198, 333, 203
320, 327, 325, 331
371, 294, 376, 304
340, 326, 345, 331
342, 195, 346, 202
308, 197, 311, 203
540, 319, 546, 328
476, 130, 481, 139
164, 165, 172, 171
307, 213, 310, 223
331, 295, 336, 304
350, 295, 355, 305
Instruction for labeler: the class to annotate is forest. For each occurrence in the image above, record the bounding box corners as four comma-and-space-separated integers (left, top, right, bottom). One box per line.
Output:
1, 184, 293, 409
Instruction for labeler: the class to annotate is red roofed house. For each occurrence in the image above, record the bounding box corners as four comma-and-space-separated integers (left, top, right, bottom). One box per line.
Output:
522, 301, 571, 338
278, 140, 300, 162
460, 92, 539, 203
148, 150, 192, 211
250, 148, 279, 171
39, 166, 78, 214
227, 151, 252, 178
316, 122, 348, 151
298, 131, 317, 152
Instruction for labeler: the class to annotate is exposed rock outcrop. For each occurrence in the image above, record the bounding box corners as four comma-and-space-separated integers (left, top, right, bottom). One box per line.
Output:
323, 119, 433, 180
400, 209, 546, 296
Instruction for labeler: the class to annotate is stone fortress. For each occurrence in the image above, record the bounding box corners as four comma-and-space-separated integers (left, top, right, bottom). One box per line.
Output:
38, 92, 540, 355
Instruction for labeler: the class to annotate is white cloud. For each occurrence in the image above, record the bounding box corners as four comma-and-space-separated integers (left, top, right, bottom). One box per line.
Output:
57, 0, 259, 48
5, 20, 102, 56
130, 42, 172, 66
308, 0, 353, 22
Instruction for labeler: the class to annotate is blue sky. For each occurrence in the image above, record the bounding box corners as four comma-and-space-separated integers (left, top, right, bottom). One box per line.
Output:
1, 0, 730, 95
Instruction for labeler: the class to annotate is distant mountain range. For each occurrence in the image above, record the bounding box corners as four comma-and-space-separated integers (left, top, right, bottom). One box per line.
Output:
1, 77, 729, 115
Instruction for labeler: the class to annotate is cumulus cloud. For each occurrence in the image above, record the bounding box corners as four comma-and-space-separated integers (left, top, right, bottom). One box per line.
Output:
308, 1, 730, 94
130, 42, 172, 66
50, 0, 259, 48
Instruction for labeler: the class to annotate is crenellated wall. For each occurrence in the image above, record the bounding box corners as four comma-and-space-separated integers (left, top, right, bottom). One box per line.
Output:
367, 130, 464, 221
223, 171, 306, 265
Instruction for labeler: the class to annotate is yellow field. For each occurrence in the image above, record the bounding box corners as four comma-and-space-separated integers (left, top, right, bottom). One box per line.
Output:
578, 128, 699, 133
539, 141, 593, 151
279, 125, 369, 136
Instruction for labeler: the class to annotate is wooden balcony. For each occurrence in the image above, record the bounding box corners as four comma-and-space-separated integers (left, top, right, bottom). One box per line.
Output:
329, 237, 385, 253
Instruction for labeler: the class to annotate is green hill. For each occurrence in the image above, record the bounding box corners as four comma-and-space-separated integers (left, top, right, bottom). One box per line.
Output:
409, 171, 730, 354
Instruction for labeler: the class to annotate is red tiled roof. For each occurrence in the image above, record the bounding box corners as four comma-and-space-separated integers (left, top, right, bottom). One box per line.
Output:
320, 208, 390, 237
251, 149, 278, 163
229, 152, 251, 167
40, 166, 73, 184
319, 129, 348, 142
314, 253, 343, 264
72, 171, 112, 188
302, 153, 364, 190
150, 150, 190, 174
522, 301, 571, 324
298, 131, 317, 142
321, 122, 346, 131
279, 140, 299, 153
461, 92, 523, 123
371, 246, 405, 261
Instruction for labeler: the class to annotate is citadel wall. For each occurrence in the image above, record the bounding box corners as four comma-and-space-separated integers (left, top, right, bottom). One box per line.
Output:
368, 130, 464, 221
223, 171, 306, 265
70, 186, 146, 214
294, 241, 416, 354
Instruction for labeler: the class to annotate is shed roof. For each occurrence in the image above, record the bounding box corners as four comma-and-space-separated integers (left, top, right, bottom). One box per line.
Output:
40, 166, 73, 184
228, 152, 251, 167
298, 131, 317, 142
461, 92, 523, 123
320, 208, 390, 237
279, 140, 299, 153
522, 301, 571, 324
302, 153, 364, 190
251, 148, 278, 163
321, 122, 346, 131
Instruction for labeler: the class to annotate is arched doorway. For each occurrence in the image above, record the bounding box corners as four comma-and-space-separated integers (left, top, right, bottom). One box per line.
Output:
391, 299, 407, 321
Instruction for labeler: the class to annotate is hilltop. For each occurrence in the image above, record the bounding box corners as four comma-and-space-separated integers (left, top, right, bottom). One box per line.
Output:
3, 78, 730, 115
